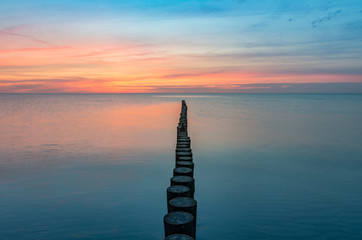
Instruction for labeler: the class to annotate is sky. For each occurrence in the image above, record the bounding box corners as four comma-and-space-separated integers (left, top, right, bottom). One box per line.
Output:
0, 0, 362, 93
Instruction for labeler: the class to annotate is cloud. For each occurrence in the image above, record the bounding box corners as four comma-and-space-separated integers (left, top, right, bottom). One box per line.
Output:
161, 71, 228, 79
0, 46, 71, 54
0, 26, 53, 46
0, 78, 107, 93
312, 9, 342, 27
150, 82, 362, 93
1, 75, 362, 93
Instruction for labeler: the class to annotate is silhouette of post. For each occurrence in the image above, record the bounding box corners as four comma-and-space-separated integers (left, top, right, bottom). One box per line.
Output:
164, 100, 197, 239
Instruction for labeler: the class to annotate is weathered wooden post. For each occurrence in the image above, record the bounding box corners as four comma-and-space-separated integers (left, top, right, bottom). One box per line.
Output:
176, 161, 194, 170
173, 167, 193, 177
176, 148, 192, 153
176, 151, 193, 161
167, 185, 191, 203
168, 197, 197, 219
178, 156, 193, 162
177, 143, 190, 148
164, 211, 195, 238
171, 176, 195, 197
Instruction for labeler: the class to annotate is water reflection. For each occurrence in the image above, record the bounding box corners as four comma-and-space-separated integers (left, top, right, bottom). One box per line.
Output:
0, 94, 362, 239
0, 94, 179, 166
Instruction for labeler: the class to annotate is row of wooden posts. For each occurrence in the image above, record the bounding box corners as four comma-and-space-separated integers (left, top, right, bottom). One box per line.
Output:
163, 100, 197, 240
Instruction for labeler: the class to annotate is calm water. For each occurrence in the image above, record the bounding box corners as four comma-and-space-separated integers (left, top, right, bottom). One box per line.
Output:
0, 93, 361, 240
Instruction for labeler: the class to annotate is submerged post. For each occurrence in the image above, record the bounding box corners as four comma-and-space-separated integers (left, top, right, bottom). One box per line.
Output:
164, 100, 197, 239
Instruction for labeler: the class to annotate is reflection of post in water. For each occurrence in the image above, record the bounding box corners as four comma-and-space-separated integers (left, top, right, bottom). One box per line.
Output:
164, 100, 197, 239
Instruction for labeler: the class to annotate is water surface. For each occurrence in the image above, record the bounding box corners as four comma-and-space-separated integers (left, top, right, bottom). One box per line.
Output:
0, 93, 361, 239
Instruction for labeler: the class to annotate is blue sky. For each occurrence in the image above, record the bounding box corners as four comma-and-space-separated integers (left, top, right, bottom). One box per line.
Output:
0, 0, 361, 92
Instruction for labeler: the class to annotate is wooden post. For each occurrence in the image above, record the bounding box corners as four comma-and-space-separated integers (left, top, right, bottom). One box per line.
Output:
176, 148, 192, 152
168, 197, 197, 218
178, 156, 193, 162
171, 176, 195, 198
176, 144, 190, 148
173, 167, 193, 177
176, 161, 194, 170
178, 137, 190, 140
164, 211, 195, 238
176, 151, 193, 161
167, 185, 191, 203
177, 137, 190, 141
165, 100, 197, 239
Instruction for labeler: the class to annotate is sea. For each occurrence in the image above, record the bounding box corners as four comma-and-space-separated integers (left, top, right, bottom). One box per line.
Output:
0, 93, 361, 240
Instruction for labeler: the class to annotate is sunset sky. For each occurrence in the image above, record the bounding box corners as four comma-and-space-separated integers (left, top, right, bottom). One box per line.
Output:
1, 0, 362, 93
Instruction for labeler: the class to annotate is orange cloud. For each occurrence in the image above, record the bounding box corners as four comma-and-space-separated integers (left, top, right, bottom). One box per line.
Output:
1, 38, 361, 93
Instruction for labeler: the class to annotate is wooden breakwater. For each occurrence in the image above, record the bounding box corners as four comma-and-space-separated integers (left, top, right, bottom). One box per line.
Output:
163, 100, 197, 240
